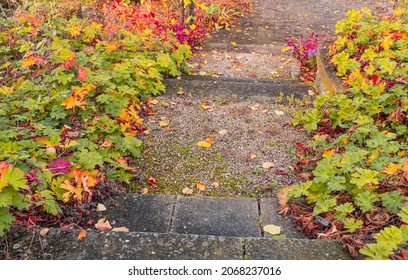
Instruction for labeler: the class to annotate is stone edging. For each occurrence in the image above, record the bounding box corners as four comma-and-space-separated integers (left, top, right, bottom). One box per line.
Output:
315, 46, 347, 94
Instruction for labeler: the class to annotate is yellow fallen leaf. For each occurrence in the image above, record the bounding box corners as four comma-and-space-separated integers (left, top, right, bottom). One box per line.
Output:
218, 129, 228, 135
77, 229, 87, 240
384, 162, 402, 175
182, 187, 193, 195
197, 141, 211, 148
112, 227, 129, 232
197, 181, 206, 191
39, 228, 50, 237
249, 104, 259, 111
264, 25, 271, 29
281, 47, 289, 53
140, 187, 148, 194
96, 203, 107, 212
236, 29, 242, 33
262, 162, 274, 169
250, 154, 257, 159
159, 121, 169, 127
263, 224, 281, 235
230, 41, 237, 47
150, 99, 159, 105
274, 110, 284, 116
161, 101, 169, 107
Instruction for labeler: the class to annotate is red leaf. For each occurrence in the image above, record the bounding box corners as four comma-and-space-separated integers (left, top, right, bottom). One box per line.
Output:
77, 65, 89, 81
63, 57, 76, 70
276, 169, 288, 176
47, 158, 72, 174
370, 75, 381, 85
148, 176, 157, 186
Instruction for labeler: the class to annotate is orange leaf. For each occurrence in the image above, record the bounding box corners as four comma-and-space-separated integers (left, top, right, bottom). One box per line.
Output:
77, 229, 87, 240
383, 163, 402, 175
112, 227, 129, 232
39, 228, 50, 236
206, 137, 215, 144
60, 179, 83, 202
197, 181, 206, 191
61, 95, 87, 110
322, 149, 336, 158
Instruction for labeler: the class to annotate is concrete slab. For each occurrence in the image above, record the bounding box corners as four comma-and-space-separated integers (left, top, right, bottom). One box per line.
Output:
259, 198, 305, 238
245, 238, 352, 260
164, 76, 311, 100
8, 228, 243, 260
172, 196, 261, 237
89, 194, 174, 233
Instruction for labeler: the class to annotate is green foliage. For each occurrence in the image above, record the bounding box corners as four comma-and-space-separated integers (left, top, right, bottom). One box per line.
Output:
289, 7, 408, 259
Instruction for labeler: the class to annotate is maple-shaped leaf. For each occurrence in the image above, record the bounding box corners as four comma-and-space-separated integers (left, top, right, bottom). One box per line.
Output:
63, 56, 76, 70
47, 158, 71, 174
379, 35, 393, 50
383, 162, 402, 175
60, 179, 83, 202
77, 65, 89, 81
20, 56, 37, 68
61, 95, 87, 110
350, 168, 379, 188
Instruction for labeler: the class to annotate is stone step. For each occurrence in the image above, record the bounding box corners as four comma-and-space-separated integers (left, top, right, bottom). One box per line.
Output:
163, 76, 311, 100
8, 227, 351, 260
86, 194, 304, 239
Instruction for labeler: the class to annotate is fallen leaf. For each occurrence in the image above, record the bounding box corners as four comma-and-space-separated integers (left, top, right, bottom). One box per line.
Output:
96, 203, 107, 212
230, 41, 237, 47
274, 110, 284, 116
250, 154, 257, 159
95, 218, 112, 231
262, 162, 274, 169
148, 176, 157, 186
211, 182, 219, 188
197, 181, 206, 191
112, 227, 129, 232
206, 137, 215, 144
182, 187, 193, 195
159, 121, 169, 127
308, 89, 316, 96
150, 99, 159, 105
161, 101, 169, 107
160, 116, 167, 121
262, 110, 268, 114
249, 104, 259, 111
197, 141, 211, 148
263, 224, 281, 235
39, 228, 50, 236
218, 129, 228, 135
277, 186, 292, 206
47, 158, 72, 174
76, 65, 89, 81
281, 47, 289, 53
140, 188, 148, 194
77, 229, 87, 240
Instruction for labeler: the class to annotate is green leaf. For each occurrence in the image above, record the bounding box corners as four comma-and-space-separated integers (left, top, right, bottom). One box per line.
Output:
303, 108, 321, 132
398, 206, 408, 223
327, 176, 348, 192
375, 226, 403, 246
0, 166, 28, 192
350, 168, 379, 188
360, 242, 393, 260
382, 191, 404, 213
334, 202, 355, 221
354, 191, 379, 213
343, 217, 363, 233
0, 207, 15, 236
312, 197, 337, 216
36, 190, 61, 215
0, 187, 13, 207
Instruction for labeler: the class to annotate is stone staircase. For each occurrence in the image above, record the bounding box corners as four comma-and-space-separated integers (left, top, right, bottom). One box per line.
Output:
8, 194, 351, 260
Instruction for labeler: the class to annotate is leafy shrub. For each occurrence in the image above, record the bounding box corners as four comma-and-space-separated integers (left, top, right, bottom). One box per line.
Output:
286, 33, 319, 83
285, 8, 408, 259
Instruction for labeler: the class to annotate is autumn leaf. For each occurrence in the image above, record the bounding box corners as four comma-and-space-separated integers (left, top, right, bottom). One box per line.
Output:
211, 182, 219, 188
206, 137, 215, 144
218, 129, 228, 135
322, 149, 336, 158
96, 203, 107, 212
262, 162, 274, 169
182, 187, 193, 195
112, 227, 129, 232
230, 41, 237, 47
77, 65, 89, 81
148, 176, 157, 186
263, 224, 281, 235
249, 104, 259, 111
197, 141, 211, 148
95, 218, 112, 231
61, 95, 87, 110
47, 158, 71, 174
277, 186, 292, 206
197, 181, 206, 191
150, 99, 159, 105
60, 179, 83, 202
274, 110, 284, 116
77, 229, 87, 240
159, 121, 169, 127
383, 163, 402, 175
281, 47, 289, 53
39, 228, 50, 236
250, 154, 257, 159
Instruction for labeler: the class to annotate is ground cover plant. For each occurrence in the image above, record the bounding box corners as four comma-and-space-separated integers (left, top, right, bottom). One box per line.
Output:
283, 7, 408, 259
0, 0, 250, 239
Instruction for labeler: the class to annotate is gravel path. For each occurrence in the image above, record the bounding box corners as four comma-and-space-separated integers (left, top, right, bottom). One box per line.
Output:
132, 94, 306, 197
